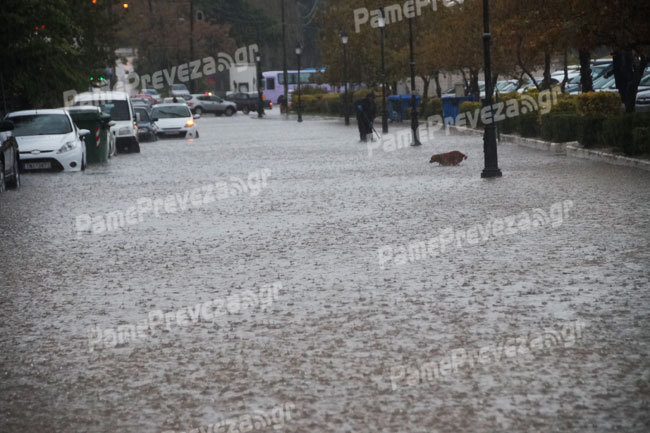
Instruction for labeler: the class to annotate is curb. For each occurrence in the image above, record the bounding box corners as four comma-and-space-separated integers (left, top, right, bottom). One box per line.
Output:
448, 125, 650, 172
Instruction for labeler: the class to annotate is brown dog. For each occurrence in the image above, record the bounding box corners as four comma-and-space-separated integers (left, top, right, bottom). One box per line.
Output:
429, 151, 468, 166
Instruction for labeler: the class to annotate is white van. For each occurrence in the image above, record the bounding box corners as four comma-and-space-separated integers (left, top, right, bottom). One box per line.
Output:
72, 91, 140, 153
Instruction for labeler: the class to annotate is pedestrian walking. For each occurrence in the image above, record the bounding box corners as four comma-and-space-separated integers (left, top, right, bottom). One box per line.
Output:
355, 91, 377, 142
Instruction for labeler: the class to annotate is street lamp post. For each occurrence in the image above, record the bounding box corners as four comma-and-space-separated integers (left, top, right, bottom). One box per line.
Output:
480, 0, 502, 178
340, 31, 350, 126
296, 44, 303, 123
256, 54, 264, 118
281, 0, 289, 119
408, 16, 421, 146
378, 9, 388, 134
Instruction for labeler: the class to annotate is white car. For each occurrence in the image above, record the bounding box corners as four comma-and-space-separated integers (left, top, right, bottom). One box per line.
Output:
6, 109, 89, 172
170, 83, 191, 97
151, 103, 199, 138
73, 91, 140, 153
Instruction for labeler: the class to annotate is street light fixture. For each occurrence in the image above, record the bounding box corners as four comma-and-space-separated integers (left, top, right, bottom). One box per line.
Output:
295, 44, 303, 123
256, 53, 264, 118
340, 31, 350, 126
407, 16, 421, 146
378, 9, 388, 134
480, 0, 502, 178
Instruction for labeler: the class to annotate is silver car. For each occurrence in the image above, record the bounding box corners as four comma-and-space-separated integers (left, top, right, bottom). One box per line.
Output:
188, 94, 237, 117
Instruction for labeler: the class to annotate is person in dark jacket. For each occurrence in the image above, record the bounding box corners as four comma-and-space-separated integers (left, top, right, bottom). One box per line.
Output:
355, 91, 377, 142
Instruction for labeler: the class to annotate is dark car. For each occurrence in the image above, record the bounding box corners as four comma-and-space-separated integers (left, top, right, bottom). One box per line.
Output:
0, 119, 20, 193
225, 92, 272, 114
133, 106, 158, 142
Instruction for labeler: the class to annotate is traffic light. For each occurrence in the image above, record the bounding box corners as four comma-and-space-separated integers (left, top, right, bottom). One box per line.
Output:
122, 2, 129, 9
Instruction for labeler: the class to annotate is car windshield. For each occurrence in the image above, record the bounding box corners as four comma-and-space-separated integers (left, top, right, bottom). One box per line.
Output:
10, 114, 72, 136
142, 89, 157, 95
135, 108, 150, 121
152, 106, 191, 118
172, 84, 187, 90
74, 99, 131, 121
639, 74, 650, 87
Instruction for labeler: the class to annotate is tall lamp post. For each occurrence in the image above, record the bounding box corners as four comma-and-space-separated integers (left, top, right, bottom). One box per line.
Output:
256, 53, 264, 118
281, 0, 289, 119
407, 16, 421, 146
378, 8, 388, 134
340, 31, 350, 126
295, 44, 303, 122
480, 0, 502, 178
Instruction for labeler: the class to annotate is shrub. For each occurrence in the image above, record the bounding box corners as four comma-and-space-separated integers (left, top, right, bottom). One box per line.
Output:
459, 101, 483, 128
518, 111, 541, 137
600, 112, 650, 153
352, 88, 382, 102
577, 115, 606, 148
421, 98, 442, 118
577, 92, 622, 117
541, 113, 580, 142
631, 127, 650, 155
550, 94, 579, 114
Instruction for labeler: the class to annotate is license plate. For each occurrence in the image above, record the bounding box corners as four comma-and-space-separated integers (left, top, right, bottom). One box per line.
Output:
24, 162, 51, 170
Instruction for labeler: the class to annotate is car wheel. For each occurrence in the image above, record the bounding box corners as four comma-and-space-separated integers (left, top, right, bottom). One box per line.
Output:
131, 140, 141, 153
195, 131, 199, 138
243, 106, 250, 114
225, 107, 234, 117
6, 157, 20, 189
0, 160, 5, 194
195, 107, 203, 115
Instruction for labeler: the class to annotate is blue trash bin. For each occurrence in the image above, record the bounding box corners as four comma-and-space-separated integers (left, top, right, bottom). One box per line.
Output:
442, 95, 477, 125
387, 94, 421, 122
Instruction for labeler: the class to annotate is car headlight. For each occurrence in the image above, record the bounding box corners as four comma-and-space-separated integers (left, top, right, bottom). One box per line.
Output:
118, 126, 132, 136
185, 120, 195, 127
58, 140, 78, 154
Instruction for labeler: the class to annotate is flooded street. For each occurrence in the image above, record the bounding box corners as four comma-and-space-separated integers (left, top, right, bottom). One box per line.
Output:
1, 111, 650, 432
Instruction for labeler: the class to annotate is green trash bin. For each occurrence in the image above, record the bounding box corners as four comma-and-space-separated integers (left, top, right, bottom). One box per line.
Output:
67, 106, 112, 164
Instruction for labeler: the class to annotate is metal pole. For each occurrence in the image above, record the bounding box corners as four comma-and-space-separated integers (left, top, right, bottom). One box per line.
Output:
297, 51, 303, 122
408, 17, 421, 146
257, 55, 264, 118
281, 0, 289, 119
380, 20, 388, 134
343, 43, 350, 126
480, 0, 502, 178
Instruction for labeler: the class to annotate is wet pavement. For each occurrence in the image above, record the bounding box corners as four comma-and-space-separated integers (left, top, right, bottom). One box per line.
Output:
1, 109, 650, 432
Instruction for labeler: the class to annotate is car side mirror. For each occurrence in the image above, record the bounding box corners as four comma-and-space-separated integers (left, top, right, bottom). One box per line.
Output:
79, 129, 91, 137
193, 114, 201, 119
0, 120, 14, 132
108, 121, 116, 127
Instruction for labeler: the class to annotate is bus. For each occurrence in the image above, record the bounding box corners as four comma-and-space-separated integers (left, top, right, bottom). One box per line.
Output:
261, 68, 341, 104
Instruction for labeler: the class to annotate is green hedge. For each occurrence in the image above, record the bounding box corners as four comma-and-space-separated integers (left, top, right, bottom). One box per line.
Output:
541, 112, 580, 142
631, 127, 650, 155
600, 112, 650, 154
421, 98, 443, 118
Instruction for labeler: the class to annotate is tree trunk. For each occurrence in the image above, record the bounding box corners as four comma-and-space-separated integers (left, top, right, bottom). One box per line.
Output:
469, 68, 480, 98
613, 49, 649, 113
433, 70, 442, 98
421, 75, 430, 104
562, 48, 568, 93
541, 51, 552, 90
579, 49, 593, 93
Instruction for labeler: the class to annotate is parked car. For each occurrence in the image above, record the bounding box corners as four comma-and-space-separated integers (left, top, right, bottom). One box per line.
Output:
170, 83, 190, 98
151, 103, 199, 138
133, 106, 158, 142
636, 89, 650, 112
73, 91, 140, 153
188, 94, 237, 116
0, 119, 20, 193
6, 109, 89, 172
225, 92, 271, 114
141, 88, 162, 104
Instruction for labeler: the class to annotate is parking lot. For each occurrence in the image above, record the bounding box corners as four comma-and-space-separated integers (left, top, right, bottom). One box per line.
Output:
1, 112, 650, 432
